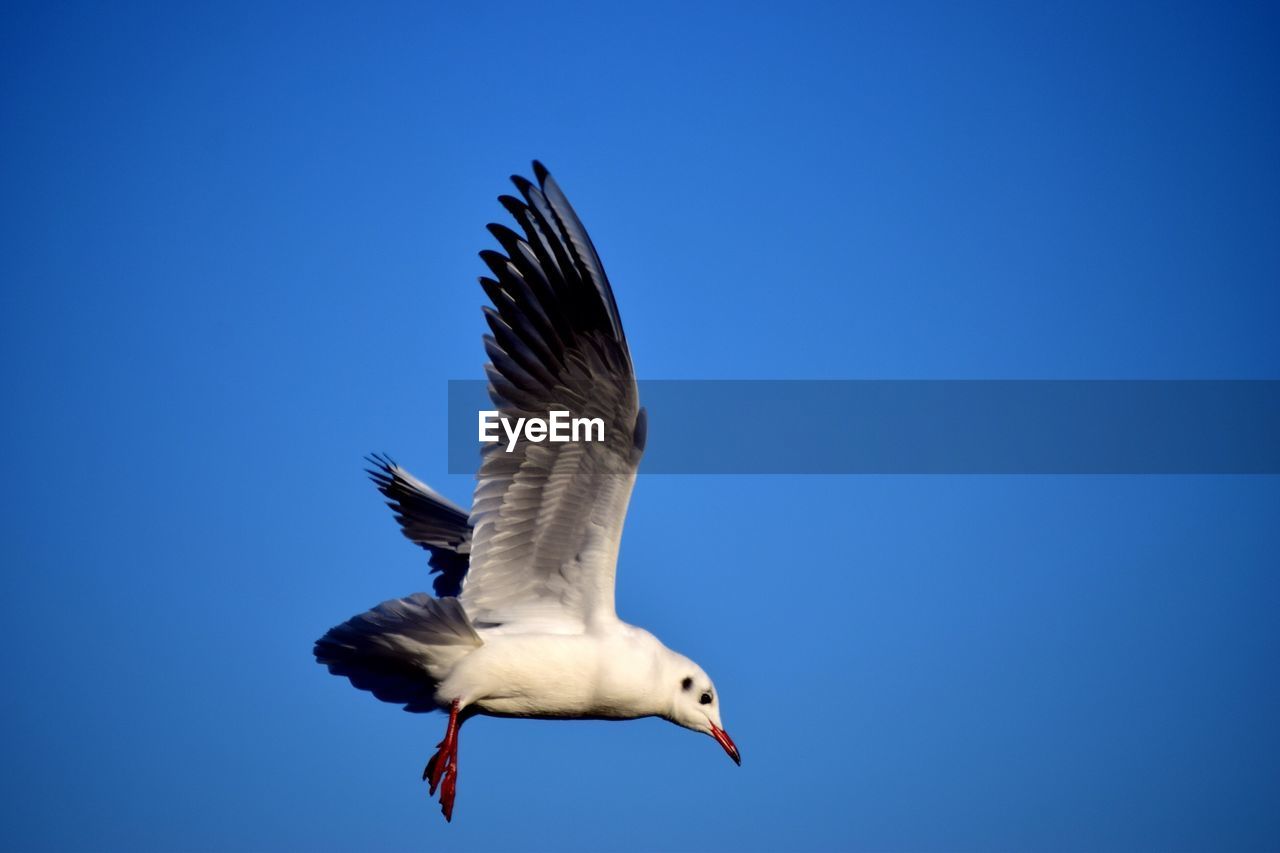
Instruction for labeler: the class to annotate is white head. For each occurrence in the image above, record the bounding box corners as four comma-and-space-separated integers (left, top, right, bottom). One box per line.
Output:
662, 651, 740, 765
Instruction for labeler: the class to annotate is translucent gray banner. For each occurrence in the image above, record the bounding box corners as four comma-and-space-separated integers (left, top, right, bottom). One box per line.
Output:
446, 380, 1280, 474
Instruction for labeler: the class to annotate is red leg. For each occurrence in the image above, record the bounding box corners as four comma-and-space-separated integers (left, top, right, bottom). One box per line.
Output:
439, 735, 459, 822
422, 699, 461, 821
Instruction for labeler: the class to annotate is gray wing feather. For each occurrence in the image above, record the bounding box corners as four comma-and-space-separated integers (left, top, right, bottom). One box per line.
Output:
366, 454, 471, 597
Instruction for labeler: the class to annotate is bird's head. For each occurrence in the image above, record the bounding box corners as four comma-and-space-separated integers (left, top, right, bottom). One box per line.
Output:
663, 654, 740, 766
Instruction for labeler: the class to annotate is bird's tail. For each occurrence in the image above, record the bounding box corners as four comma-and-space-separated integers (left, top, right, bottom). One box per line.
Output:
314, 593, 481, 713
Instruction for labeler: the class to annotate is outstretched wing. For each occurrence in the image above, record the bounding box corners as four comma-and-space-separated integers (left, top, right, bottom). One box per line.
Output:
460, 162, 646, 632
366, 454, 471, 597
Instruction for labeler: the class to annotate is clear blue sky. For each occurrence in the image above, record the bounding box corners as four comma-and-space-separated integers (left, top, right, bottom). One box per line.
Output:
2, 2, 1278, 851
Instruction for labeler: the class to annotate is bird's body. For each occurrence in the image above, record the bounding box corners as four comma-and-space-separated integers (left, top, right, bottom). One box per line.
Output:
444, 625, 678, 721
315, 163, 737, 821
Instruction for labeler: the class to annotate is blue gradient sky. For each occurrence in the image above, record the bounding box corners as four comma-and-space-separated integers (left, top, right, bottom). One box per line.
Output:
2, 2, 1278, 851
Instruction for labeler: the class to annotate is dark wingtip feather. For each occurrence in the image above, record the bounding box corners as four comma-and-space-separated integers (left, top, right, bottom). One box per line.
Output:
366, 452, 397, 470
364, 452, 397, 485
478, 248, 511, 280
510, 174, 535, 198
532, 160, 550, 184
486, 223, 524, 257
497, 195, 525, 217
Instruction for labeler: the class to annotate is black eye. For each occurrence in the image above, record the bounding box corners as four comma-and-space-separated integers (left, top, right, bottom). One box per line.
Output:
699, 692, 712, 705
681, 677, 693, 691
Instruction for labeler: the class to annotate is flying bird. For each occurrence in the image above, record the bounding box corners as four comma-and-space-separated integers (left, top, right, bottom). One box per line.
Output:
314, 163, 739, 821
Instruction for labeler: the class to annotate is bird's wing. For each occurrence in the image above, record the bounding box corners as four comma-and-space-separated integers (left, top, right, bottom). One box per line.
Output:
366, 454, 471, 597
460, 162, 646, 632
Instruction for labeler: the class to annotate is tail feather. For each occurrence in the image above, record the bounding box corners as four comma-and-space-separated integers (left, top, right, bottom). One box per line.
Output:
314, 593, 481, 713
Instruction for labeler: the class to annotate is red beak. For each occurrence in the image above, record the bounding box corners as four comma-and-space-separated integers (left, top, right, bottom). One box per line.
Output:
710, 724, 741, 766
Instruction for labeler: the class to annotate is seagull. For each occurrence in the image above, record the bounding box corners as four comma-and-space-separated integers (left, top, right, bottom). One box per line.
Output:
314, 162, 739, 822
